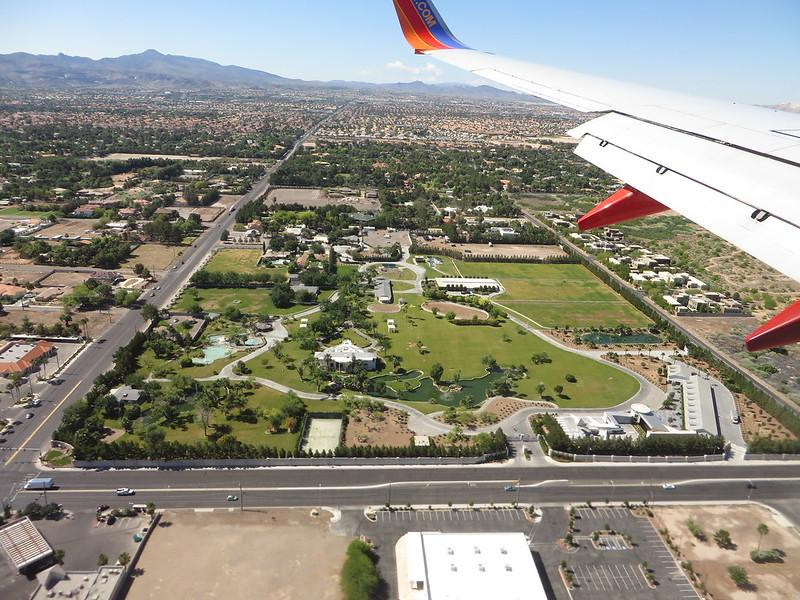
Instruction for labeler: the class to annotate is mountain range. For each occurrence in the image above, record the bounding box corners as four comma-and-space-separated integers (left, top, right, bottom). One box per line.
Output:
0, 49, 536, 100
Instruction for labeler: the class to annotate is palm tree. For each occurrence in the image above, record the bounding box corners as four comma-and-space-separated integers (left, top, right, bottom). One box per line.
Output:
536, 382, 546, 398
756, 523, 769, 552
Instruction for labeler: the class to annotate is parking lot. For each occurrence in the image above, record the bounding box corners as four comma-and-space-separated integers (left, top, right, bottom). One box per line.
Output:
554, 505, 700, 600
347, 504, 700, 600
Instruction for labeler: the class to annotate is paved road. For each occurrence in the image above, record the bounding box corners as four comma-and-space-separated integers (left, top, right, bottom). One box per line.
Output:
0, 104, 350, 481
7, 466, 798, 513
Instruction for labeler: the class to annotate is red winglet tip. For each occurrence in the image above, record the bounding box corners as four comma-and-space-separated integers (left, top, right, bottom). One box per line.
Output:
578, 186, 669, 232
745, 300, 800, 352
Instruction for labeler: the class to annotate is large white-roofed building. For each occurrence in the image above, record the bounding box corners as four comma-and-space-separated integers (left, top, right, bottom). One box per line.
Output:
0, 517, 53, 571
314, 339, 378, 372
396, 532, 548, 600
433, 277, 502, 295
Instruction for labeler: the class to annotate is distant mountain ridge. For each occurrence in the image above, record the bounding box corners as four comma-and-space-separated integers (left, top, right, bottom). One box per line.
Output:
0, 49, 539, 100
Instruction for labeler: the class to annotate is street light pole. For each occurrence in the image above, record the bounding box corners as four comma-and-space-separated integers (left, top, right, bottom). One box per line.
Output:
515, 480, 521, 506
387, 482, 392, 507
239, 482, 243, 512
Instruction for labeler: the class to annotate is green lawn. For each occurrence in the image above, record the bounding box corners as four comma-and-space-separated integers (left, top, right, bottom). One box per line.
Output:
245, 316, 322, 393
174, 287, 332, 316
372, 298, 639, 408
204, 249, 267, 275
383, 267, 416, 281
0, 206, 43, 218
451, 261, 650, 328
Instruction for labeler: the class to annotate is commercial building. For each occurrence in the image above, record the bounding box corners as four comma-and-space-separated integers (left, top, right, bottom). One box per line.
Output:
396, 532, 548, 600
0, 517, 53, 572
31, 565, 125, 600
314, 340, 378, 372
0, 340, 56, 375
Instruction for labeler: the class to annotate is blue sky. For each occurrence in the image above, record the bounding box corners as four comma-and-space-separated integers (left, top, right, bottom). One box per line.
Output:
2, 0, 798, 103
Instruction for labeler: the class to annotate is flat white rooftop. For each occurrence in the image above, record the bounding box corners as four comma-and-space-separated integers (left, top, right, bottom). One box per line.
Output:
397, 532, 547, 600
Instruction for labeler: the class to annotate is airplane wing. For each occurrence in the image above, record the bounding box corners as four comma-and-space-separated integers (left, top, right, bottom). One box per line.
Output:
391, 0, 800, 351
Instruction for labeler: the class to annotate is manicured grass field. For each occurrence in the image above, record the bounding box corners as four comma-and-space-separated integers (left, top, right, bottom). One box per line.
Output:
454, 261, 651, 328
204, 249, 267, 275
0, 206, 43, 218
245, 317, 322, 393
372, 298, 639, 408
174, 287, 332, 316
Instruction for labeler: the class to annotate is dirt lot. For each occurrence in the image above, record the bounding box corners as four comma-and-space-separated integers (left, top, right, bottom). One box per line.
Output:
418, 238, 567, 260
345, 407, 413, 447
0, 248, 34, 265
175, 205, 224, 222
268, 187, 380, 212
127, 509, 348, 600
0, 265, 48, 285
653, 505, 800, 600
422, 301, 489, 321
368, 303, 401, 314
123, 243, 184, 272
363, 229, 411, 249
0, 307, 122, 337
602, 354, 668, 390
36, 219, 102, 239
38, 270, 90, 288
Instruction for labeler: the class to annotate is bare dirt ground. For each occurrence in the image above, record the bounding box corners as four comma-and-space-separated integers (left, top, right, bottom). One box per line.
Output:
175, 206, 224, 223
0, 307, 122, 337
268, 187, 380, 212
417, 239, 567, 260
735, 395, 796, 442
363, 229, 410, 249
345, 407, 413, 447
653, 505, 800, 600
0, 265, 47, 285
127, 509, 348, 600
123, 244, 184, 272
0, 248, 34, 265
422, 301, 488, 321
367, 303, 401, 314
215, 194, 240, 209
38, 271, 89, 289
603, 354, 668, 390
484, 397, 556, 419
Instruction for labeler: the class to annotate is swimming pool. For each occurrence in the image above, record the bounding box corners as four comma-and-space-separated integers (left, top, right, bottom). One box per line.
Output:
207, 335, 227, 344
244, 337, 264, 347
192, 345, 234, 365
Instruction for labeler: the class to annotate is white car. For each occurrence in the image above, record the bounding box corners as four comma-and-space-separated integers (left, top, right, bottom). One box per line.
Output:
661, 483, 676, 490
115, 488, 135, 496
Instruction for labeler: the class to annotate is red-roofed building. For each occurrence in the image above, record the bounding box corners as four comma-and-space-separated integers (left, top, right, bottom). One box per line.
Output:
0, 341, 56, 375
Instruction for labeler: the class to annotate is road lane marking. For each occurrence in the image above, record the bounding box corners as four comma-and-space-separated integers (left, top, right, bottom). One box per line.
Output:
4, 380, 83, 466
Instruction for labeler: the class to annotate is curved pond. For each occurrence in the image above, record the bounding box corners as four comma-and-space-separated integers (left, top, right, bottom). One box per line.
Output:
370, 369, 507, 407
192, 345, 234, 365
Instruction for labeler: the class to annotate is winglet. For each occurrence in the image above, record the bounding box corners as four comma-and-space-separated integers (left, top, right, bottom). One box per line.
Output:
578, 186, 669, 232
745, 300, 800, 352
392, 0, 469, 53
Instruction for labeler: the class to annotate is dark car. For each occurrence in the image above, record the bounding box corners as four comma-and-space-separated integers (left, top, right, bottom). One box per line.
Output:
105, 515, 116, 525
96, 504, 110, 513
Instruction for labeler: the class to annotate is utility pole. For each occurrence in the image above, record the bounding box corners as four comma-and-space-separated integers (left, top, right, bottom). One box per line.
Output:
239, 482, 243, 512
387, 482, 392, 507
515, 480, 521, 506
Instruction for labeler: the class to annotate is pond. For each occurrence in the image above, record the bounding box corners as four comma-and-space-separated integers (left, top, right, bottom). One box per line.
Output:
192, 345, 234, 365
582, 332, 663, 345
371, 369, 508, 408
